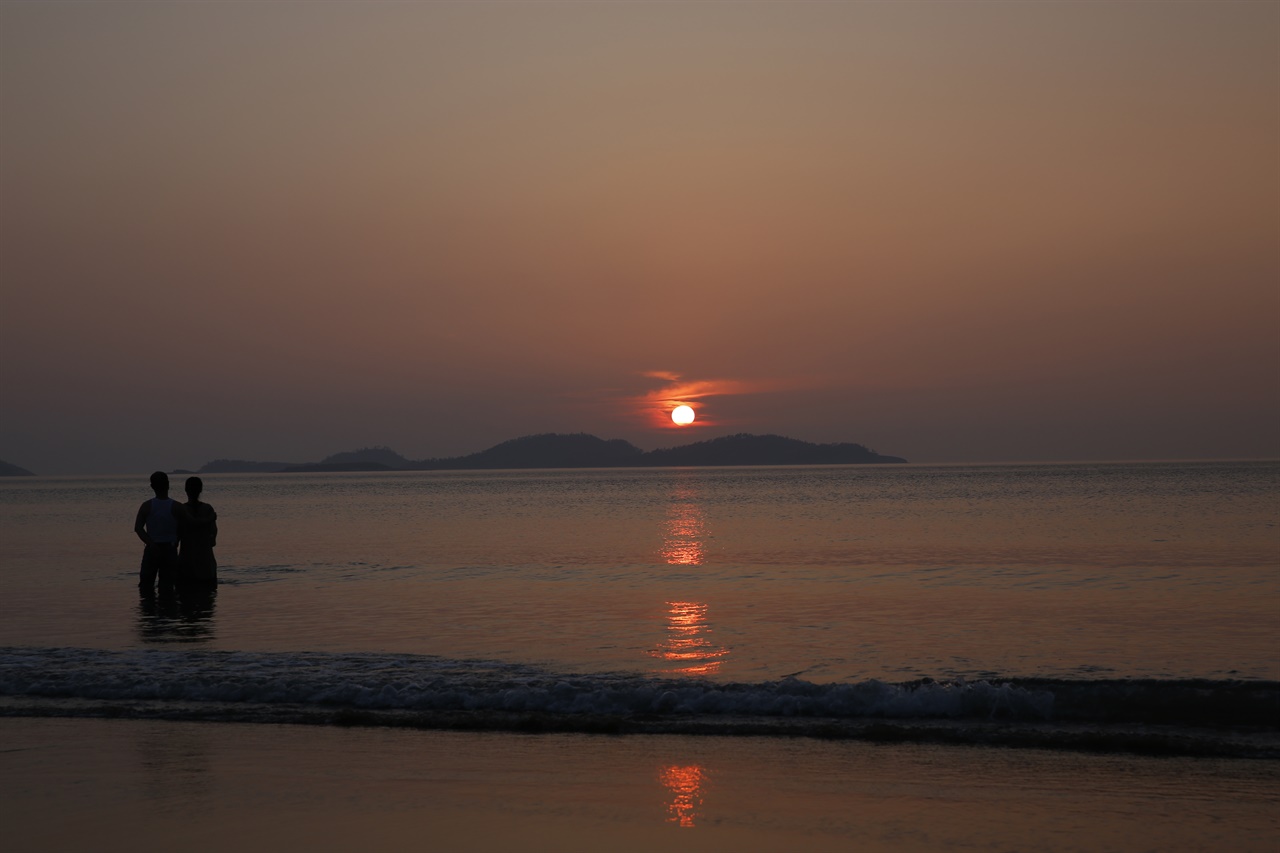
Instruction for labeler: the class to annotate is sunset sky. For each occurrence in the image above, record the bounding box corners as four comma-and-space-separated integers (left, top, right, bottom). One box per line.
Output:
2, 1, 1277, 475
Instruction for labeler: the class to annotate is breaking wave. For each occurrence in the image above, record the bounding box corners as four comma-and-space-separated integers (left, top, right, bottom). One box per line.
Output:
2, 647, 1276, 758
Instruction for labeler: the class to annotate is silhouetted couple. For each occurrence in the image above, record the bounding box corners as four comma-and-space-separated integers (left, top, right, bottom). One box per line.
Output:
135, 471, 218, 596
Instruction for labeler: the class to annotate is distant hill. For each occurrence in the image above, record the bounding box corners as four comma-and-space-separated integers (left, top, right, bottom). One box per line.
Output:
418, 433, 645, 470
194, 433, 905, 473
642, 433, 904, 466
0, 460, 35, 476
201, 448, 409, 474
198, 459, 299, 474
321, 447, 412, 468
280, 447, 409, 472
282, 461, 396, 473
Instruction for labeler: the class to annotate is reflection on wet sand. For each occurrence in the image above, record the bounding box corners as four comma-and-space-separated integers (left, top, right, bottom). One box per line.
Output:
658, 764, 708, 828
136, 721, 215, 809
137, 587, 217, 644
649, 601, 729, 676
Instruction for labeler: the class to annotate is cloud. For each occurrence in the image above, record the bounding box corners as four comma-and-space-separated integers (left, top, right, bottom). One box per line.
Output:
627, 370, 806, 428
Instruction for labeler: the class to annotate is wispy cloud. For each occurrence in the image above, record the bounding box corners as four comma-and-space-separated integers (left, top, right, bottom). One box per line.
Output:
627, 370, 806, 428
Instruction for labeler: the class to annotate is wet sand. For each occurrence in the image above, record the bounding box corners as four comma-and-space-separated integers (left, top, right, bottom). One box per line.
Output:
3, 718, 1278, 852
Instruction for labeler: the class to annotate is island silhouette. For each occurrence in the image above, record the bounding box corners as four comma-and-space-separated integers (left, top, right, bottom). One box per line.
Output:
197, 433, 906, 474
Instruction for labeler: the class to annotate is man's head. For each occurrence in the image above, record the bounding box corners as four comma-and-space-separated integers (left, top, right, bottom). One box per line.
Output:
149, 471, 169, 495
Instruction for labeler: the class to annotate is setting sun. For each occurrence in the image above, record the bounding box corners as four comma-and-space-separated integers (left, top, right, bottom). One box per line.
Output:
671, 405, 695, 425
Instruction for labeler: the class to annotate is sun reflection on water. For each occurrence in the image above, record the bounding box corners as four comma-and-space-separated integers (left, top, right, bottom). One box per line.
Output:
652, 481, 729, 675
649, 601, 729, 676
658, 764, 707, 828
661, 484, 706, 566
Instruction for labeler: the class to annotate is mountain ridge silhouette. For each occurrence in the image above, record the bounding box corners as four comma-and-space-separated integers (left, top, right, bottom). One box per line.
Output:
197, 433, 906, 473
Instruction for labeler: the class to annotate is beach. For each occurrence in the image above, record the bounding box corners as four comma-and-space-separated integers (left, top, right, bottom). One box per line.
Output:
5, 3, 1277, 848
2, 463, 1277, 850
6, 717, 1278, 852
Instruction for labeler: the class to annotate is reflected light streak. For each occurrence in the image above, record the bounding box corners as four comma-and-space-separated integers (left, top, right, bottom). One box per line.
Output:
661, 485, 706, 566
649, 601, 729, 677
658, 764, 707, 828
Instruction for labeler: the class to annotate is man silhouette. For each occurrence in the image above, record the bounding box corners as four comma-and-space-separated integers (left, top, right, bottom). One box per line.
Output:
134, 471, 181, 596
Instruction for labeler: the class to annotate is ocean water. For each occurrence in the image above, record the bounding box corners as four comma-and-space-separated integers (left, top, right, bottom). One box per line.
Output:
1, 461, 1278, 757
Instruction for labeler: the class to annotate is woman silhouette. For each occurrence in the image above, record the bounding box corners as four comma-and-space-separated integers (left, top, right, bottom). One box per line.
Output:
178, 476, 218, 586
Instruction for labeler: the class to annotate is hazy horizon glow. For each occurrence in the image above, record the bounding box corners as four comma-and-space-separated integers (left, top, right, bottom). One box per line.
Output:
2, 1, 1277, 474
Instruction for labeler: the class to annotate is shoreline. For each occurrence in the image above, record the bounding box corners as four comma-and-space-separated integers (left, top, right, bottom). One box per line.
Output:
5, 717, 1278, 853
3, 702, 1278, 761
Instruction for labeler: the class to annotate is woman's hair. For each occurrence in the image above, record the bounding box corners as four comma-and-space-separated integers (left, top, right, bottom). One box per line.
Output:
185, 476, 203, 498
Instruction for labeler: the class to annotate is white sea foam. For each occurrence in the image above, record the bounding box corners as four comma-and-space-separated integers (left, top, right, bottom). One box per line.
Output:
4, 647, 1277, 757
0, 646, 1060, 718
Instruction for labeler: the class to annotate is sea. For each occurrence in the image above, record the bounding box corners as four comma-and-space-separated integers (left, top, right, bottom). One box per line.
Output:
2, 461, 1278, 850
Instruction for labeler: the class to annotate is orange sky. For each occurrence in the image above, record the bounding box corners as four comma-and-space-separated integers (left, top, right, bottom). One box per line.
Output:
2, 1, 1277, 474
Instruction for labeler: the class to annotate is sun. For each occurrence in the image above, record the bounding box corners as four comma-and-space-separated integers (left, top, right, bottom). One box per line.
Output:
671, 405, 696, 425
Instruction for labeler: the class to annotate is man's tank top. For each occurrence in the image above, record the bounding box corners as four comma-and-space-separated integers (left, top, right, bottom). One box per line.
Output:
148, 498, 178, 543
